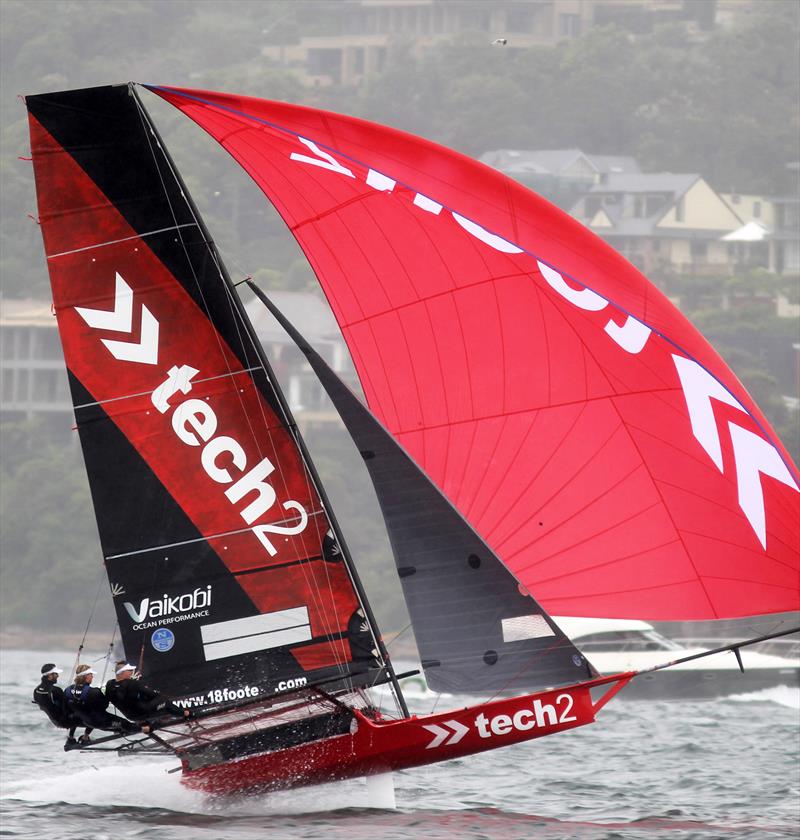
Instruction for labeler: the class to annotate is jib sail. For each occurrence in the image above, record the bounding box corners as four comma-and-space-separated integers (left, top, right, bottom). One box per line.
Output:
25, 85, 385, 702
251, 288, 595, 693
152, 85, 800, 622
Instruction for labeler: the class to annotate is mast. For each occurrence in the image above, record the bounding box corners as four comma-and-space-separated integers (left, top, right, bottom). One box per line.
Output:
130, 85, 410, 718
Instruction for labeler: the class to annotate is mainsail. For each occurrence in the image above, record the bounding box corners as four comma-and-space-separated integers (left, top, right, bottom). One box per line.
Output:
151, 86, 800, 621
26, 85, 387, 701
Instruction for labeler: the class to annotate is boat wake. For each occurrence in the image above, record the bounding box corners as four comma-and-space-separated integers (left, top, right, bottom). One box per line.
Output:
2, 760, 394, 814
728, 684, 800, 709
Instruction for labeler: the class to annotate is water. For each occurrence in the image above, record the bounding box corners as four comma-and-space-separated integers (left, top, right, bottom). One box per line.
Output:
2, 650, 798, 839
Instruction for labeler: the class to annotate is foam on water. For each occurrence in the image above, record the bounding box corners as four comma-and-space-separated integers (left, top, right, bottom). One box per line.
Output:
728, 684, 800, 709
3, 758, 394, 814
3, 650, 798, 838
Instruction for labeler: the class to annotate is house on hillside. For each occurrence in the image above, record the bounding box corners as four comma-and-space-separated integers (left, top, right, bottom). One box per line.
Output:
480, 148, 640, 209
0, 299, 71, 434
0, 293, 357, 436
570, 172, 745, 277
770, 195, 800, 277
262, 0, 725, 88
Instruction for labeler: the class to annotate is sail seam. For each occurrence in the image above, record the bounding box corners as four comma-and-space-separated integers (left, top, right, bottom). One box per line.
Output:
105, 508, 326, 559
72, 366, 265, 409
46, 223, 199, 258
232, 555, 323, 576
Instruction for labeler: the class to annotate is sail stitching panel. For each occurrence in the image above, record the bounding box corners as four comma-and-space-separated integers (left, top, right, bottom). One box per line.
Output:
105, 509, 328, 560
46, 223, 200, 259
72, 366, 267, 410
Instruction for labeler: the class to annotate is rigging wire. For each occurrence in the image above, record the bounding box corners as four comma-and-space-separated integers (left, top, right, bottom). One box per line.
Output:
98, 622, 119, 685
70, 567, 108, 682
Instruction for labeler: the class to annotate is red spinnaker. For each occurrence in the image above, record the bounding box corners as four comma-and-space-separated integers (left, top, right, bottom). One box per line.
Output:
152, 85, 800, 621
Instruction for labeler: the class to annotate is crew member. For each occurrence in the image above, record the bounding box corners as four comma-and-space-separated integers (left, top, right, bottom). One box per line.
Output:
65, 664, 143, 737
32, 663, 91, 747
106, 662, 191, 723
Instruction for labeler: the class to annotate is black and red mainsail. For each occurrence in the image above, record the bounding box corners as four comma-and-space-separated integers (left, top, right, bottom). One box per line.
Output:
26, 85, 384, 702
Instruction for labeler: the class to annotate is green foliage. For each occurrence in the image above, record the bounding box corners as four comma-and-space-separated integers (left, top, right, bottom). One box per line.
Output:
0, 419, 113, 632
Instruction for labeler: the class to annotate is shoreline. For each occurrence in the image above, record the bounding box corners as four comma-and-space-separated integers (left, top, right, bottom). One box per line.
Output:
0, 627, 116, 653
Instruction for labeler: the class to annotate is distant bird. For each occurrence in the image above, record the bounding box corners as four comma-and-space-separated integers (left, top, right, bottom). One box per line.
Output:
492, 38, 508, 46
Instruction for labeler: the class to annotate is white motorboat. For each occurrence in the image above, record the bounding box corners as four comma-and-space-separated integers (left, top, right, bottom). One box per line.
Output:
555, 617, 800, 700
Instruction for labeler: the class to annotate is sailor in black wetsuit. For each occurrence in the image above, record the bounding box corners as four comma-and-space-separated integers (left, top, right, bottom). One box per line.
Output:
32, 663, 91, 748
106, 662, 191, 724
65, 664, 143, 739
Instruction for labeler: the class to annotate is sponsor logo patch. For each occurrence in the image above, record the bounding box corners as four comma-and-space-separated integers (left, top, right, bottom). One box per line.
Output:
151, 627, 175, 652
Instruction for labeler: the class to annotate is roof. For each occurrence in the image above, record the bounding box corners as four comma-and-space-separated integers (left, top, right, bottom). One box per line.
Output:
588, 172, 698, 195
576, 172, 739, 238
721, 221, 770, 242
480, 148, 640, 177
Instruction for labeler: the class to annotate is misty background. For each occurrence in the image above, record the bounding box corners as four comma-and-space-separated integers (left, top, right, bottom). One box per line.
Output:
0, 0, 798, 644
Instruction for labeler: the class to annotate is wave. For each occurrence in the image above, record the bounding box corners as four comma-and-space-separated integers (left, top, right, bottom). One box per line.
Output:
728, 685, 800, 709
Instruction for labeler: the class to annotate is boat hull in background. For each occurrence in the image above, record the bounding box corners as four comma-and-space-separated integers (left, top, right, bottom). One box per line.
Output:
598, 664, 799, 700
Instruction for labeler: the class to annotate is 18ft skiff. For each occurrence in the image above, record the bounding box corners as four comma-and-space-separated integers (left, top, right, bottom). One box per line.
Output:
24, 83, 799, 795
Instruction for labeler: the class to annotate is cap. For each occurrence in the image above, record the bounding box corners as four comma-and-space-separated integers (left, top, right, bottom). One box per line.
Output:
115, 663, 137, 676
40, 663, 62, 676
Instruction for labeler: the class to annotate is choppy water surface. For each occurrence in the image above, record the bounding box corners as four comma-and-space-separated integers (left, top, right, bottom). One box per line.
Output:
1, 649, 798, 839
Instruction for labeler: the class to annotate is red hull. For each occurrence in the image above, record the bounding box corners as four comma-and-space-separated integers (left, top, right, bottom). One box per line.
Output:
180, 676, 629, 795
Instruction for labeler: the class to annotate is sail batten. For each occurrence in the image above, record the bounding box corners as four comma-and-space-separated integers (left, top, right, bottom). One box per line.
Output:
154, 85, 799, 621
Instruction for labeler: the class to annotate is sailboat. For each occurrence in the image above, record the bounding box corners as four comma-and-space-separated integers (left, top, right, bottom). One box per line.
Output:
24, 83, 798, 796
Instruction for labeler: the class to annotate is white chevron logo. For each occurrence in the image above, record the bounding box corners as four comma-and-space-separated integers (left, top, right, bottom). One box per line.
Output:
75, 272, 159, 365
423, 719, 469, 749
673, 354, 798, 548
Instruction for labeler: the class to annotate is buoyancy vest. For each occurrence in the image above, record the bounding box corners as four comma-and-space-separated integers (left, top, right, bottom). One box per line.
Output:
64, 683, 91, 708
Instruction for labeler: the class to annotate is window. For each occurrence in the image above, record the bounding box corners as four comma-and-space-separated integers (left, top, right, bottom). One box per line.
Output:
36, 328, 62, 360
675, 197, 685, 222
507, 7, 534, 32
1, 327, 16, 360
32, 370, 56, 403
16, 369, 29, 402
1, 368, 12, 403
584, 196, 602, 217
558, 13, 580, 37
633, 197, 644, 218
645, 195, 663, 216
753, 201, 761, 219
690, 240, 708, 261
